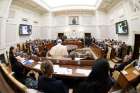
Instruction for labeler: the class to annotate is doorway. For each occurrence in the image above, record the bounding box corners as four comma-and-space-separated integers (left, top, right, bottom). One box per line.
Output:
84, 33, 91, 38
84, 33, 92, 47
133, 34, 140, 59
58, 33, 64, 40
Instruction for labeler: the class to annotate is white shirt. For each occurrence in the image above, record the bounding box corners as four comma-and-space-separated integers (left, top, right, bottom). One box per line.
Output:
49, 43, 68, 59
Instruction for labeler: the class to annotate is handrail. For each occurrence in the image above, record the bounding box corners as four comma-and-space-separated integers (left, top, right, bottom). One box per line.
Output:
0, 64, 27, 93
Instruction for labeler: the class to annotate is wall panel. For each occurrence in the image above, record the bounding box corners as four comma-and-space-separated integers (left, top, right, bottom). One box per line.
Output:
32, 26, 41, 39
5, 23, 17, 46
0, 19, 2, 48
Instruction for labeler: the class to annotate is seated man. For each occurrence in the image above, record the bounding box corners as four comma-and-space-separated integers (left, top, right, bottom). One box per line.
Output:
9, 46, 26, 83
38, 60, 68, 93
49, 39, 68, 59
114, 52, 133, 71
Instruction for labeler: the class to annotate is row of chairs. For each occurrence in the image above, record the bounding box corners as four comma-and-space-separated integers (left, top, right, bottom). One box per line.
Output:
0, 63, 27, 93
0, 53, 39, 93
91, 43, 122, 63
0, 52, 77, 93
91, 44, 106, 58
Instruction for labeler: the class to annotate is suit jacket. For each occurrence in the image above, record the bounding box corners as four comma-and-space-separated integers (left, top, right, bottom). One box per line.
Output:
9, 55, 23, 73
38, 75, 68, 93
76, 78, 113, 93
9, 55, 25, 82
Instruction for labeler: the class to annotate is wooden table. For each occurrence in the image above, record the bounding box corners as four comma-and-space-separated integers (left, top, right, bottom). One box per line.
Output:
23, 59, 93, 79
118, 67, 140, 88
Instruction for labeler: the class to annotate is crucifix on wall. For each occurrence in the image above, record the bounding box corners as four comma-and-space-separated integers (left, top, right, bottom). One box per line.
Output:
69, 16, 79, 25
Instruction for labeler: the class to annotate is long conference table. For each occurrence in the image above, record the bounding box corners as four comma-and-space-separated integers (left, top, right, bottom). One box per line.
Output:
16, 55, 94, 79
16, 48, 96, 79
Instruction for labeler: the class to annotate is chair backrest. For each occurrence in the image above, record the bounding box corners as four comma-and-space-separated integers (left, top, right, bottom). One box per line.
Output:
136, 83, 140, 93
58, 59, 94, 66
0, 53, 6, 64
124, 59, 137, 70
0, 64, 27, 93
0, 67, 15, 93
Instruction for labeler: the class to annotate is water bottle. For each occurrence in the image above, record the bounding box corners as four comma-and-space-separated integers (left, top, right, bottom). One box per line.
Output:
77, 54, 80, 65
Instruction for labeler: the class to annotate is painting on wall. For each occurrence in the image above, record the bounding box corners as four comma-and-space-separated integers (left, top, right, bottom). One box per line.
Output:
116, 20, 129, 35
69, 16, 79, 25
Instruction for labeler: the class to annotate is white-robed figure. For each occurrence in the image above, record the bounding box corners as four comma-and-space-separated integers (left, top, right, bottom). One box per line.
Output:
49, 39, 68, 59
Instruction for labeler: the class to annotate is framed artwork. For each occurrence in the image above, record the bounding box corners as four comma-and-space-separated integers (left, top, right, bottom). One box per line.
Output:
69, 16, 79, 25
116, 20, 129, 35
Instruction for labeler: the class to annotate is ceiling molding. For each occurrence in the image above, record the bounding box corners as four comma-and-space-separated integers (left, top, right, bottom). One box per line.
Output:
98, 0, 121, 12
53, 9, 95, 16
11, 0, 122, 13
12, 0, 49, 14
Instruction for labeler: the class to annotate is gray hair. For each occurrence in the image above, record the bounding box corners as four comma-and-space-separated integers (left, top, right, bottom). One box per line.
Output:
57, 39, 62, 44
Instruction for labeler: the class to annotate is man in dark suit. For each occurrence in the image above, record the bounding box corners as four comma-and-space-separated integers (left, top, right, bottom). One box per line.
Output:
38, 60, 68, 93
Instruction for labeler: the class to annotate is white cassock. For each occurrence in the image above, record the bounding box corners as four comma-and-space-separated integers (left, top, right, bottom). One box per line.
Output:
49, 43, 68, 59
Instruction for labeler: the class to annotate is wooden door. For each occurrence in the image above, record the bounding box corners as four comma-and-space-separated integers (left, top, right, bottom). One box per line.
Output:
84, 33, 91, 38
58, 33, 64, 39
133, 34, 140, 59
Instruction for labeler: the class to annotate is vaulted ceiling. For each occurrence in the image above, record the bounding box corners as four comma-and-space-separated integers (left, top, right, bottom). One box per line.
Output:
11, 0, 121, 13
42, 0, 99, 8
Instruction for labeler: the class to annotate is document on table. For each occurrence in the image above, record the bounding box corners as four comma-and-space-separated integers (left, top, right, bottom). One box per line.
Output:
135, 66, 140, 71
75, 58, 84, 61
16, 55, 35, 65
21, 60, 34, 65
122, 70, 128, 75
133, 70, 140, 75
53, 65, 72, 75
34, 64, 41, 70
28, 60, 34, 63
76, 69, 91, 76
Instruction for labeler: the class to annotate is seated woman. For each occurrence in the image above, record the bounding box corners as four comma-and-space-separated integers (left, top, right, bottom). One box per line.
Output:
38, 60, 68, 93
75, 58, 114, 93
9, 46, 26, 83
